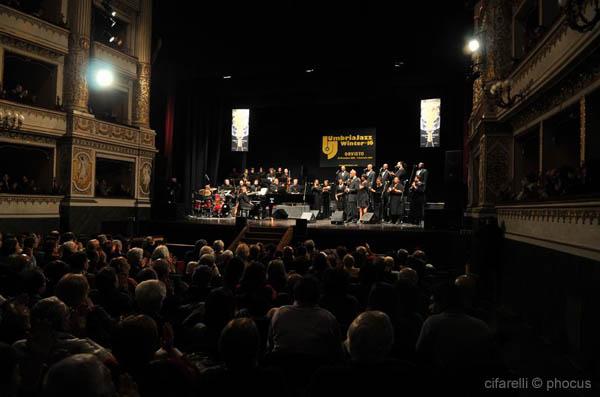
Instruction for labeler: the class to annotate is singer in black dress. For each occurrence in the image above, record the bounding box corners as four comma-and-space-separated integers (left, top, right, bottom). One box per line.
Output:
389, 176, 404, 224
311, 179, 323, 213
357, 176, 370, 219
322, 180, 332, 218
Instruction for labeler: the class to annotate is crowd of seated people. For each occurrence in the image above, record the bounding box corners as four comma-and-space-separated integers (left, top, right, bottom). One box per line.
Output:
0, 230, 507, 397
500, 161, 599, 202
0, 174, 62, 195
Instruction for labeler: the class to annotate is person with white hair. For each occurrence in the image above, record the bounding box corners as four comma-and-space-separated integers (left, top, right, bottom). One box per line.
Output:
127, 247, 145, 275
135, 280, 166, 318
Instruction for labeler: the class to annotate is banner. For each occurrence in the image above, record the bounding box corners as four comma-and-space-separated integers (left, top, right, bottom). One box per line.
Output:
231, 109, 250, 152
320, 129, 376, 167
420, 98, 441, 148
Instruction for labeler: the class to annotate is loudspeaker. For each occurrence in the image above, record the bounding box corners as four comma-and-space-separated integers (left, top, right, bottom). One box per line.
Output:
295, 218, 308, 236
301, 212, 316, 223
311, 210, 320, 220
273, 208, 289, 219
444, 150, 463, 185
360, 212, 376, 224
331, 210, 344, 225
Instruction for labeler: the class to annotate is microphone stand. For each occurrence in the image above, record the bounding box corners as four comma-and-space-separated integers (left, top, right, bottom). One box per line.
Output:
401, 165, 417, 222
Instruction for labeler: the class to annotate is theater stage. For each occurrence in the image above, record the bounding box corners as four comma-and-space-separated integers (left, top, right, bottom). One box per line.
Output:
130, 216, 470, 269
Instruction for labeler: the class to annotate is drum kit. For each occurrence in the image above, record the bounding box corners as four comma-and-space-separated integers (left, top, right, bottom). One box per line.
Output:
193, 188, 233, 217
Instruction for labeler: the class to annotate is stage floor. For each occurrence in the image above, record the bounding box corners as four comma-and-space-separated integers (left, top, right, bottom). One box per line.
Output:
184, 215, 424, 231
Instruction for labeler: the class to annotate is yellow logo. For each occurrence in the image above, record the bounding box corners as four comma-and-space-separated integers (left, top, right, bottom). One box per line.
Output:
322, 136, 338, 159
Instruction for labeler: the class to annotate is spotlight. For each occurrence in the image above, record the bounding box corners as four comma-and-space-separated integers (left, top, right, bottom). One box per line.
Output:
111, 10, 117, 17
467, 38, 480, 53
394, 61, 404, 68
109, 36, 116, 43
305, 68, 315, 73
110, 18, 117, 27
223, 75, 232, 79
95, 68, 114, 88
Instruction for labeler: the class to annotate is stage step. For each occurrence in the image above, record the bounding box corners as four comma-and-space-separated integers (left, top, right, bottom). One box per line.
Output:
229, 225, 293, 251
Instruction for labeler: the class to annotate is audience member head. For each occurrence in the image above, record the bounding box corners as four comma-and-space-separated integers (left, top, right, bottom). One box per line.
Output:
396, 249, 409, 267
20, 268, 46, 296
127, 247, 144, 269
235, 243, 250, 260
204, 287, 235, 330
151, 245, 170, 261
398, 267, 418, 286
95, 267, 118, 292
112, 314, 159, 374
219, 318, 260, 370
55, 273, 89, 308
67, 251, 89, 274
135, 280, 166, 315
43, 354, 114, 397
136, 267, 158, 283
199, 253, 216, 268
346, 311, 394, 364
151, 259, 170, 282
30, 297, 68, 333
293, 276, 320, 307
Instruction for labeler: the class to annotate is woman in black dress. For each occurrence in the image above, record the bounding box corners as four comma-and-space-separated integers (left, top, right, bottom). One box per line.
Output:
409, 175, 425, 225
322, 179, 332, 218
311, 179, 322, 214
357, 175, 370, 220
389, 176, 404, 224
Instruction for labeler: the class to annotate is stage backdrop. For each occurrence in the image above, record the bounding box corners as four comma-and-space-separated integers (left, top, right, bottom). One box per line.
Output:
320, 129, 376, 167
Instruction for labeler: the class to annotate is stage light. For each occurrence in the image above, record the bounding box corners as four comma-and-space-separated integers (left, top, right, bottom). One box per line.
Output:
95, 68, 114, 88
109, 36, 116, 43
394, 61, 404, 68
305, 68, 315, 73
111, 10, 117, 17
467, 38, 480, 53
110, 18, 117, 27
223, 75, 232, 79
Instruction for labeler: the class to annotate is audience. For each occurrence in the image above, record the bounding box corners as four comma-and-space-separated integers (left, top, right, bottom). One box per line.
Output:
0, 229, 505, 396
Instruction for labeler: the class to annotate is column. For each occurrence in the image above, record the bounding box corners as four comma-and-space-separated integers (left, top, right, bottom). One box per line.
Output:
63, 0, 92, 113
133, 0, 152, 128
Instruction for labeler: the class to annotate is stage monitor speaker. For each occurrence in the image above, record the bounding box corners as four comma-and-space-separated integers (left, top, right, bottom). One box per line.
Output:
295, 218, 308, 236
273, 208, 289, 219
235, 216, 247, 230
301, 212, 316, 223
331, 210, 344, 225
310, 210, 320, 220
360, 212, 376, 224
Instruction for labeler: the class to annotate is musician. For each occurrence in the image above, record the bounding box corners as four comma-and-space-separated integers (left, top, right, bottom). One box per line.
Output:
370, 177, 384, 222
237, 186, 253, 217
416, 162, 428, 189
336, 165, 350, 184
409, 174, 425, 225
267, 168, 276, 181
220, 179, 234, 193
276, 167, 284, 179
269, 178, 280, 194
322, 179, 332, 218
379, 164, 391, 222
364, 164, 376, 188
389, 176, 404, 224
335, 178, 346, 215
357, 175, 370, 219
249, 167, 256, 181
237, 179, 246, 193
311, 179, 322, 214
283, 168, 290, 181
250, 179, 261, 193
345, 170, 360, 223
395, 161, 408, 184
378, 164, 391, 185
289, 178, 302, 193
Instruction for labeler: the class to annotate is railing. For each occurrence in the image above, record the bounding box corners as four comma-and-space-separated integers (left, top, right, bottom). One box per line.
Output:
496, 200, 600, 261
0, 193, 63, 218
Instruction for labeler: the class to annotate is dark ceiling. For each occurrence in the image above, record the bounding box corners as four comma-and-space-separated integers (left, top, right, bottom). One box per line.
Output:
151, 1, 474, 104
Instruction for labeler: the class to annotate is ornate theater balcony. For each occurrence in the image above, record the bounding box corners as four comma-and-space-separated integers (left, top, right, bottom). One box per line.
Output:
0, 4, 69, 55
69, 113, 155, 151
0, 194, 62, 219
0, 98, 66, 136
496, 200, 600, 261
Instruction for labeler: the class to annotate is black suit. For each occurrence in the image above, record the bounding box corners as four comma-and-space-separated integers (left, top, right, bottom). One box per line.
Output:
238, 192, 253, 214
336, 170, 349, 183
416, 168, 428, 189
365, 170, 376, 188
346, 177, 360, 222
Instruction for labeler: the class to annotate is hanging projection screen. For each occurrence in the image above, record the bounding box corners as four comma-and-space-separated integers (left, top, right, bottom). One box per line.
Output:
231, 108, 250, 152
420, 98, 441, 148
